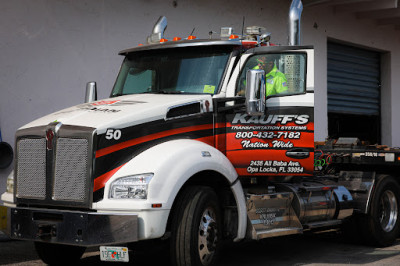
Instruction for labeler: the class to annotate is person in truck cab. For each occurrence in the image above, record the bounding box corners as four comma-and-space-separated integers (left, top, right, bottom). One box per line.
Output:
254, 55, 288, 96
237, 54, 288, 97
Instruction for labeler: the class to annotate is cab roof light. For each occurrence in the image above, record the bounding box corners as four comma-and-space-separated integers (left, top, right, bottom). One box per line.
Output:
159, 38, 168, 43
173, 37, 182, 41
229, 34, 239, 40
188, 28, 197, 40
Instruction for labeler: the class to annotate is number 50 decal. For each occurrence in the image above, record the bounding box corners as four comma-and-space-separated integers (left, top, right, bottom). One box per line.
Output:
105, 129, 122, 140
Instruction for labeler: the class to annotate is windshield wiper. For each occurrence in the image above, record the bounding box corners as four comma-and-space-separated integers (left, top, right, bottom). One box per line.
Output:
156, 90, 184, 94
117, 90, 185, 96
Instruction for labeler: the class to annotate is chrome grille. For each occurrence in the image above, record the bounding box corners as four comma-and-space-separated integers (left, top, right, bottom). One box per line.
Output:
53, 138, 89, 202
15, 124, 94, 208
16, 138, 46, 199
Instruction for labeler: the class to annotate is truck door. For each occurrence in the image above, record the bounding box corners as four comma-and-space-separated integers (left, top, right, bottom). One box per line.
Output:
225, 47, 314, 177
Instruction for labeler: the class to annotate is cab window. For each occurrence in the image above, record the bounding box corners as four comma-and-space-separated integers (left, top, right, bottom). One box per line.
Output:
236, 53, 307, 97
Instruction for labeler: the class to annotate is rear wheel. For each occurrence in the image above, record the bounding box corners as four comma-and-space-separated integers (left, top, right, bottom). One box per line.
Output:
360, 176, 400, 247
170, 186, 221, 266
34, 242, 86, 265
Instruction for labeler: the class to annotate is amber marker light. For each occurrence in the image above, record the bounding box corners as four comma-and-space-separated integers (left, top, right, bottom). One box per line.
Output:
229, 34, 239, 39
173, 37, 182, 41
160, 38, 168, 42
152, 204, 162, 208
187, 35, 196, 40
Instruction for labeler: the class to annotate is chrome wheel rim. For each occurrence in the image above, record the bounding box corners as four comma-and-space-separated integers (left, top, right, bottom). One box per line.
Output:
198, 207, 218, 265
379, 190, 398, 232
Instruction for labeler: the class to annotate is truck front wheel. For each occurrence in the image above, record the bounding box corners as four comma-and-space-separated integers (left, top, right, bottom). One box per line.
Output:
34, 242, 86, 265
361, 176, 400, 247
170, 186, 221, 266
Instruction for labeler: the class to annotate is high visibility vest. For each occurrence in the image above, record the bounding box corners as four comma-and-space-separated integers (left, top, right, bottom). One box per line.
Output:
254, 65, 288, 96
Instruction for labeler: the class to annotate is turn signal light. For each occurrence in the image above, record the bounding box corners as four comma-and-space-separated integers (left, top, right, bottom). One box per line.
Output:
152, 204, 162, 208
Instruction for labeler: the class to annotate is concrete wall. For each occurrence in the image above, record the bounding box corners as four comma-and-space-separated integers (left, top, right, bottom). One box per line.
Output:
1, 0, 399, 196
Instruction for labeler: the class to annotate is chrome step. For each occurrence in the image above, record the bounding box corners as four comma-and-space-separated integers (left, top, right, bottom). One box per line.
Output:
246, 192, 303, 240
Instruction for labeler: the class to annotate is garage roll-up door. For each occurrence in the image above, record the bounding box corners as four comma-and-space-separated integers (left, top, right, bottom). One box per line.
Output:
327, 42, 380, 116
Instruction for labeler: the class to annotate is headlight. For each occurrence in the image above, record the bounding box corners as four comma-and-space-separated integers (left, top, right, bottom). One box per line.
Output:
109, 173, 153, 199
6, 171, 14, 193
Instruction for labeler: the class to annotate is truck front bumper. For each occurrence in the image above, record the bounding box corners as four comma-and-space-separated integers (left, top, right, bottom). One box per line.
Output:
8, 207, 138, 247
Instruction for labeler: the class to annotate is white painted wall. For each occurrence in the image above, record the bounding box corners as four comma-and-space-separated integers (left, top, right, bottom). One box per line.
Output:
0, 0, 399, 195
301, 4, 400, 146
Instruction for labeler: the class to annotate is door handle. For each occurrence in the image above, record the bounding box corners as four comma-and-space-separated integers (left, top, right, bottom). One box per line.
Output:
286, 149, 310, 159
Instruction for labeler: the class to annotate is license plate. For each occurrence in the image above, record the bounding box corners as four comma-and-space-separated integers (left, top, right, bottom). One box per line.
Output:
100, 246, 129, 262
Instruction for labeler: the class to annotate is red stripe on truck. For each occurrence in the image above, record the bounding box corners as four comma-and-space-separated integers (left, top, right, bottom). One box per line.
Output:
96, 124, 215, 158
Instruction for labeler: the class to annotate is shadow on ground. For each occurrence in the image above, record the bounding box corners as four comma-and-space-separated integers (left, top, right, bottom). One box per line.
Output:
80, 232, 400, 266
1, 232, 400, 265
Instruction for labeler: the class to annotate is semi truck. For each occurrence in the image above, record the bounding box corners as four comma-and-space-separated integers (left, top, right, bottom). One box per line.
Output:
2, 1, 400, 265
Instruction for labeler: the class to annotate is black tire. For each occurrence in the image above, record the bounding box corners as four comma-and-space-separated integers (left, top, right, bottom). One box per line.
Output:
34, 242, 86, 265
360, 175, 400, 247
170, 186, 221, 266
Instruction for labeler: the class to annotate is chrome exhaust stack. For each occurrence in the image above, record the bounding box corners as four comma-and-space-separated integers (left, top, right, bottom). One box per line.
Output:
288, 0, 303, 46
147, 16, 168, 44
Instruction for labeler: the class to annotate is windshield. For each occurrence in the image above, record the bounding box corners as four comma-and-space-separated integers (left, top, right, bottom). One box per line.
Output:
111, 46, 233, 96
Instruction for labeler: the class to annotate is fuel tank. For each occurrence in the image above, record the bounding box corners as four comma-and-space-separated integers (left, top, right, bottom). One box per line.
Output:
276, 182, 337, 225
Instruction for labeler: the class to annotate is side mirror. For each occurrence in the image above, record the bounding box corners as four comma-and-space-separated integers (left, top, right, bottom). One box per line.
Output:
245, 69, 266, 115
85, 81, 98, 103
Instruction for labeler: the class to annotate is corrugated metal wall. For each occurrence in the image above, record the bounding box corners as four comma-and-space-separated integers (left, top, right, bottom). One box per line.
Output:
327, 42, 381, 116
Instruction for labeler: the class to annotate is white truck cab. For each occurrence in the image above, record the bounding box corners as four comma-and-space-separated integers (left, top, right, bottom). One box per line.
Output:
2, 2, 400, 265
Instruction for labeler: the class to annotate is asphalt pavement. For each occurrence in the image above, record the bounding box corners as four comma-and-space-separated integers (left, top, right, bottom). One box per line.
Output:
1, 231, 400, 265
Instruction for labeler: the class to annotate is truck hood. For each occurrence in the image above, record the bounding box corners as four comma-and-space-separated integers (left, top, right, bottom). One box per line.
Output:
21, 94, 213, 134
